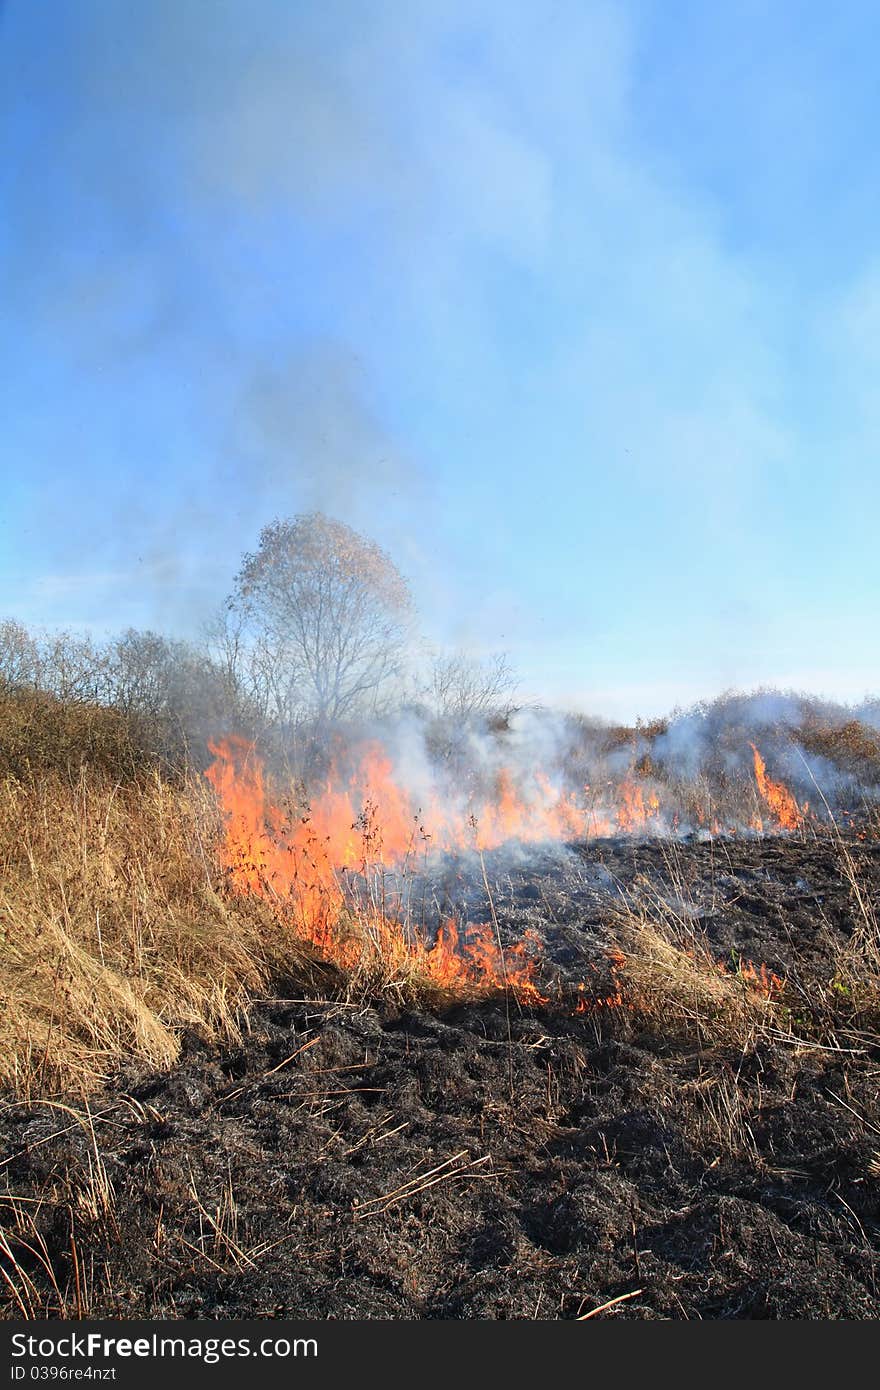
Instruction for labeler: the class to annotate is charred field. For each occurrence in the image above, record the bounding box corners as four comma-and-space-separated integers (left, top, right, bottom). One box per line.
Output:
3, 823, 880, 1321
10, 0, 880, 1337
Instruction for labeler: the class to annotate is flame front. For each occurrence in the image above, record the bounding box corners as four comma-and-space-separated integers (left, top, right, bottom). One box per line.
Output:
205, 736, 789, 1007
750, 743, 805, 831
204, 736, 547, 1000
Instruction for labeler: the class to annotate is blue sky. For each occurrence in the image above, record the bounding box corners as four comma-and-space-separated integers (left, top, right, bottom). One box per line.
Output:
1, 0, 878, 718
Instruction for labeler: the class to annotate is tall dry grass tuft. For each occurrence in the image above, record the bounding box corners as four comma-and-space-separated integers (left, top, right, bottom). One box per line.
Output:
610, 862, 783, 1047
826, 837, 880, 1033
790, 751, 880, 1029
0, 766, 303, 1095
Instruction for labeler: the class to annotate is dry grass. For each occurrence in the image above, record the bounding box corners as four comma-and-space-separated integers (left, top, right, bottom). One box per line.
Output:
0, 754, 519, 1100
607, 823, 880, 1054
786, 758, 880, 1031
0, 766, 305, 1095
827, 832, 880, 1030
0, 688, 163, 781
0, 1193, 77, 1318
0, 1095, 128, 1317
610, 873, 783, 1047
0, 759, 493, 1101
1, 689, 875, 1098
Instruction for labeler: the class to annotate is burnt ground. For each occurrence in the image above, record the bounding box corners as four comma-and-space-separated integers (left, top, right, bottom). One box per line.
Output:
2, 832, 880, 1320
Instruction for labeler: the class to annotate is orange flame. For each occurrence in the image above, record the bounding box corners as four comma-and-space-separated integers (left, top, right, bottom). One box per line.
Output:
574, 947, 627, 1011
737, 958, 785, 999
616, 780, 661, 834
205, 737, 548, 1001
205, 737, 789, 1009
750, 743, 804, 831
207, 737, 671, 867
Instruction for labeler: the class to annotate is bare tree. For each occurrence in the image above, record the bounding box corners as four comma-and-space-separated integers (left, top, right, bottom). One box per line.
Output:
205, 609, 270, 722
226, 513, 413, 725
104, 628, 261, 745
0, 619, 42, 690
0, 620, 106, 701
40, 631, 106, 702
105, 630, 177, 717
423, 650, 518, 723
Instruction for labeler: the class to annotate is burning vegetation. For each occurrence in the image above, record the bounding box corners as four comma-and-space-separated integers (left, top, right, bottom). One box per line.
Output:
199, 721, 863, 1014
1, 549, 879, 1096
1, 519, 880, 1319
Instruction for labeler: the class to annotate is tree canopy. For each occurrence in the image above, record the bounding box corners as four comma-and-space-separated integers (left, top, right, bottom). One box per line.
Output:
226, 513, 413, 724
